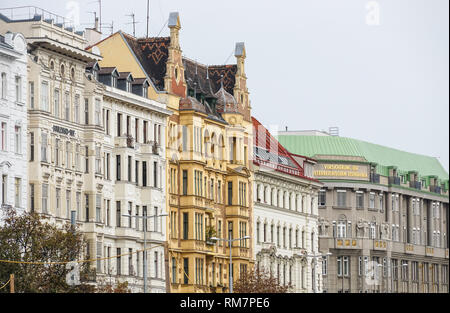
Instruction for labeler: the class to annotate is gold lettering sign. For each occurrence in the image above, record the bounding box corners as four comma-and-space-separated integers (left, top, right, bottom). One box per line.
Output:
314, 163, 369, 180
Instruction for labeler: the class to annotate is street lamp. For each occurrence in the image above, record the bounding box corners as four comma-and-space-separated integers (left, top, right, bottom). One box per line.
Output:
303, 252, 332, 293
210, 233, 251, 293
122, 211, 168, 293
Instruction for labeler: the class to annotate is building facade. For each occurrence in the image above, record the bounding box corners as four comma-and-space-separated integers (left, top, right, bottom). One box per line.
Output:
252, 118, 323, 293
0, 8, 170, 293
89, 12, 255, 293
0, 31, 28, 217
279, 132, 449, 293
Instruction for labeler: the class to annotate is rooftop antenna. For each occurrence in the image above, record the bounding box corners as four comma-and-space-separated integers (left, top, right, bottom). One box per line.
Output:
146, 0, 150, 38
87, 11, 97, 29
126, 13, 139, 37
99, 0, 102, 33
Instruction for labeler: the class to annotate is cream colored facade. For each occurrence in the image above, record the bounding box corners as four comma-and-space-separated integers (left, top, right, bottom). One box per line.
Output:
0, 10, 171, 292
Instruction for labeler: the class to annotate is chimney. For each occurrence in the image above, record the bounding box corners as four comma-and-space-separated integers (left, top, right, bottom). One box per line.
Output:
85, 17, 102, 48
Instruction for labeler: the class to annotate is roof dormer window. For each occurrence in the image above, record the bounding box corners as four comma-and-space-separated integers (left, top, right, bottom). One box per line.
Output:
112, 75, 117, 88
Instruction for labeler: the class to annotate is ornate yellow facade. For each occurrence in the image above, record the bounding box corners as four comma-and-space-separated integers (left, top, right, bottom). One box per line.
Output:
89, 12, 254, 293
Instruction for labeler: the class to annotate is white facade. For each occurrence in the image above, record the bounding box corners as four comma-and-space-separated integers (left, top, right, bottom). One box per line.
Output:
0, 32, 28, 217
253, 169, 323, 293
98, 84, 171, 293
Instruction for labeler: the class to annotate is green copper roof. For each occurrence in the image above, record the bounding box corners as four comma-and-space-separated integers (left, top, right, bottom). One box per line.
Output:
277, 135, 449, 181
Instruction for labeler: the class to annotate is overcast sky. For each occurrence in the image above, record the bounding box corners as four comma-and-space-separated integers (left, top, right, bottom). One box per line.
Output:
1, 0, 449, 173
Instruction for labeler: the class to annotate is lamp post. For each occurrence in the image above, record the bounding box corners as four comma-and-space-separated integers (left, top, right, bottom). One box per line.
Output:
210, 232, 251, 293
122, 211, 168, 293
304, 252, 332, 293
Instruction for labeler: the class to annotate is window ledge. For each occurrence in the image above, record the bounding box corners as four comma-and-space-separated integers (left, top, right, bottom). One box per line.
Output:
333, 206, 351, 210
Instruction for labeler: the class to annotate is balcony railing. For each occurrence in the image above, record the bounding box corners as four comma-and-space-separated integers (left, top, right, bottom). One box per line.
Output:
126, 135, 134, 149
429, 185, 441, 194
370, 173, 380, 184
389, 176, 401, 185
409, 181, 422, 190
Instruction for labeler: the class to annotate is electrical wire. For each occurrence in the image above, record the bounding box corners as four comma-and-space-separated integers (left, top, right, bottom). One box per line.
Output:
0, 277, 10, 290
0, 243, 164, 266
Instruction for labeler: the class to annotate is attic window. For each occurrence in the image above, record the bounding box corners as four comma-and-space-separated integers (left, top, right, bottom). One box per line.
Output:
71, 67, 75, 79
175, 67, 179, 81
60, 64, 65, 76
50, 61, 54, 70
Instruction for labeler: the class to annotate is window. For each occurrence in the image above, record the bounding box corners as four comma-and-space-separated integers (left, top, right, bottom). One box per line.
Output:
228, 182, 233, 205
143, 121, 148, 143
1, 122, 6, 151
337, 221, 346, 238
96, 194, 101, 223
172, 257, 177, 284
356, 191, 364, 209
84, 194, 90, 222
14, 126, 21, 154
14, 178, 21, 208
95, 99, 101, 126
64, 92, 70, 121
369, 222, 376, 239
369, 193, 375, 209
116, 201, 121, 227
183, 170, 188, 195
54, 89, 60, 117
183, 212, 189, 240
15, 76, 21, 103
183, 258, 189, 284
256, 222, 260, 243
42, 184, 48, 213
66, 190, 71, 219
322, 256, 328, 276
128, 156, 132, 182
84, 146, 89, 173
1, 73, 6, 99
116, 248, 121, 275
84, 98, 89, 125
337, 257, 342, 277
318, 190, 326, 206
41, 81, 49, 111
116, 155, 121, 181
30, 184, 35, 212
154, 252, 159, 278
358, 256, 363, 276
343, 256, 349, 277
73, 94, 80, 123
142, 161, 147, 186
29, 82, 34, 108
153, 161, 158, 188
65, 142, 71, 169
379, 193, 384, 211
337, 190, 346, 207
56, 188, 61, 217
105, 110, 110, 135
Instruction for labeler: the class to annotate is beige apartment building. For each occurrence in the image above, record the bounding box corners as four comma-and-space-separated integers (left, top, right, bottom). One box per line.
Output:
279, 132, 449, 293
0, 7, 171, 292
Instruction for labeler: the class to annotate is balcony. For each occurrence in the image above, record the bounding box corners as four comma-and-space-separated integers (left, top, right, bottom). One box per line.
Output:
370, 173, 380, 184
126, 135, 135, 149
389, 176, 401, 185
409, 181, 422, 190
373, 240, 388, 251
335, 238, 360, 249
429, 185, 441, 194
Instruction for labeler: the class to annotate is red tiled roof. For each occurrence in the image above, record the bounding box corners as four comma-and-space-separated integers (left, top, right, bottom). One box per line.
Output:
252, 117, 306, 178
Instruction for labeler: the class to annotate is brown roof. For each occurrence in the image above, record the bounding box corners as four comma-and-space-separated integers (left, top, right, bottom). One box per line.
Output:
122, 33, 170, 91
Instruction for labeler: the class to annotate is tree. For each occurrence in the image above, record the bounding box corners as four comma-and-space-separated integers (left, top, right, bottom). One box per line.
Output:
233, 267, 292, 293
0, 208, 95, 293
